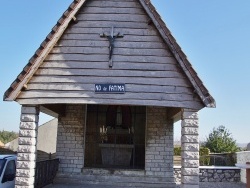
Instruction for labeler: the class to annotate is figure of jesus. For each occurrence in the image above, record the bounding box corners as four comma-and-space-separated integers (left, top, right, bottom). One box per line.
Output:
100, 27, 124, 67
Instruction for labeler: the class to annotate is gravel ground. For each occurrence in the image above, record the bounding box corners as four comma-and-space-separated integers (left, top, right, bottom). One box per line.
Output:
200, 182, 246, 188
46, 182, 246, 188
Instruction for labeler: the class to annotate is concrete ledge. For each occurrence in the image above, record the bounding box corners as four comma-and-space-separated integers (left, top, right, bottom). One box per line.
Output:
174, 166, 240, 169
236, 151, 250, 155
199, 166, 240, 169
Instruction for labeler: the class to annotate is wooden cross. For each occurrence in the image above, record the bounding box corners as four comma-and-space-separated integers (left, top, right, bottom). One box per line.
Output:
100, 27, 124, 67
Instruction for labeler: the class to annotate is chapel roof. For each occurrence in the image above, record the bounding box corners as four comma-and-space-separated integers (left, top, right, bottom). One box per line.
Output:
3, 0, 215, 108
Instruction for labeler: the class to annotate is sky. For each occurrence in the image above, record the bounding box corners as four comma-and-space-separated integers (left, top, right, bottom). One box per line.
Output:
0, 1, 250, 144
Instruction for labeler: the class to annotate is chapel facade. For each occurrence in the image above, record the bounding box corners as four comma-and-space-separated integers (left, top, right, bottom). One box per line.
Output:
4, 0, 215, 187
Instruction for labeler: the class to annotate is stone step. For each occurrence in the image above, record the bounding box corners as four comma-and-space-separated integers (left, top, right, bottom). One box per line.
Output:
54, 177, 176, 188
55, 174, 174, 183
81, 168, 174, 180
54, 171, 176, 188
81, 168, 146, 176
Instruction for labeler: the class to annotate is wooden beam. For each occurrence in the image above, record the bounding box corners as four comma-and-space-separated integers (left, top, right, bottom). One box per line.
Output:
167, 107, 182, 122
17, 98, 204, 110
40, 104, 66, 117
71, 16, 78, 24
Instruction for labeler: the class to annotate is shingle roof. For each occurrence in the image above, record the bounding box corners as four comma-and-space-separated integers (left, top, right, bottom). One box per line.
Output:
3, 0, 215, 108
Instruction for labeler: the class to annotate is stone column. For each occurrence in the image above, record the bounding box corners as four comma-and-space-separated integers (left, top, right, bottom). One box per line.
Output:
15, 106, 39, 188
181, 109, 199, 188
145, 107, 175, 185
56, 105, 85, 173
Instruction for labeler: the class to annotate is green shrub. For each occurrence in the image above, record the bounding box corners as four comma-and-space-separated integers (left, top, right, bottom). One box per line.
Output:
199, 147, 210, 166
174, 147, 181, 156
200, 147, 210, 156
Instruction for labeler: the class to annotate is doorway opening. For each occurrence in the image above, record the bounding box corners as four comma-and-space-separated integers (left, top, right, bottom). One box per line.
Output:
84, 105, 146, 169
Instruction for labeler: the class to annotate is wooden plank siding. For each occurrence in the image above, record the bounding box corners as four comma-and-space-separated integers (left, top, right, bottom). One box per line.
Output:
17, 0, 204, 110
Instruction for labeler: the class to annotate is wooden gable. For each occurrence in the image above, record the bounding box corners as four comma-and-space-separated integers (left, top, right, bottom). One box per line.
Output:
4, 0, 215, 110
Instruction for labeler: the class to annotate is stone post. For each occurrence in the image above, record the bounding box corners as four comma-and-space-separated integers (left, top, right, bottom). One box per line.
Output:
247, 162, 250, 188
56, 105, 85, 173
15, 106, 39, 188
145, 107, 175, 186
181, 109, 199, 188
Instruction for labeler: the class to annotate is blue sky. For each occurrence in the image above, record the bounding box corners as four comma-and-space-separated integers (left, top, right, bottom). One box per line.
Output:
0, 1, 249, 143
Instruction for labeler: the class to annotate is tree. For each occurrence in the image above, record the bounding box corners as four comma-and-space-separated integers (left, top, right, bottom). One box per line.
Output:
204, 125, 239, 153
0, 130, 18, 144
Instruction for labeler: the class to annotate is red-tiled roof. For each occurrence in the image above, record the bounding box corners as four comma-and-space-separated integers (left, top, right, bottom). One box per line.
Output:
3, 0, 215, 108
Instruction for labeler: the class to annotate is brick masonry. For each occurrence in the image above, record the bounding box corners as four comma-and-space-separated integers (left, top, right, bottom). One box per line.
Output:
56, 104, 86, 174
145, 106, 174, 182
16, 106, 39, 188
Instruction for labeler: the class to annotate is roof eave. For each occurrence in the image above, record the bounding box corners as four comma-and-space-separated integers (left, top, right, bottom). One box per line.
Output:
204, 96, 216, 108
139, 0, 216, 108
3, 0, 87, 102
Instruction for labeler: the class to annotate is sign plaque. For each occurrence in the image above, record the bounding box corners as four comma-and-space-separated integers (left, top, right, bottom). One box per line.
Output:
95, 84, 125, 94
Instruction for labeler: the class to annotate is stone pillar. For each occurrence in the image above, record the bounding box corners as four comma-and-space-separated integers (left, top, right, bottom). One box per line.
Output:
15, 106, 39, 188
145, 107, 175, 184
247, 162, 250, 188
181, 109, 199, 188
56, 105, 86, 173
236, 151, 250, 183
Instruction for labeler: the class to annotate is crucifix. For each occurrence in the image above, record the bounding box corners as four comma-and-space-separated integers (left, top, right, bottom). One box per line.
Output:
100, 26, 124, 68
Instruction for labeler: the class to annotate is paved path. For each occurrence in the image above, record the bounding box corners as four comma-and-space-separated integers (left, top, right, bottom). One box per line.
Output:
178, 182, 246, 188
45, 182, 246, 188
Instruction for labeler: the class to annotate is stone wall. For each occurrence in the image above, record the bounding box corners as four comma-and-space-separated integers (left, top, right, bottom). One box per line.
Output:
174, 166, 182, 182
236, 151, 250, 183
56, 105, 86, 173
145, 106, 174, 181
174, 166, 241, 183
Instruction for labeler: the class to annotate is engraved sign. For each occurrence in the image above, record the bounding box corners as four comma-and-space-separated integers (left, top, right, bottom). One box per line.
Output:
95, 84, 125, 94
